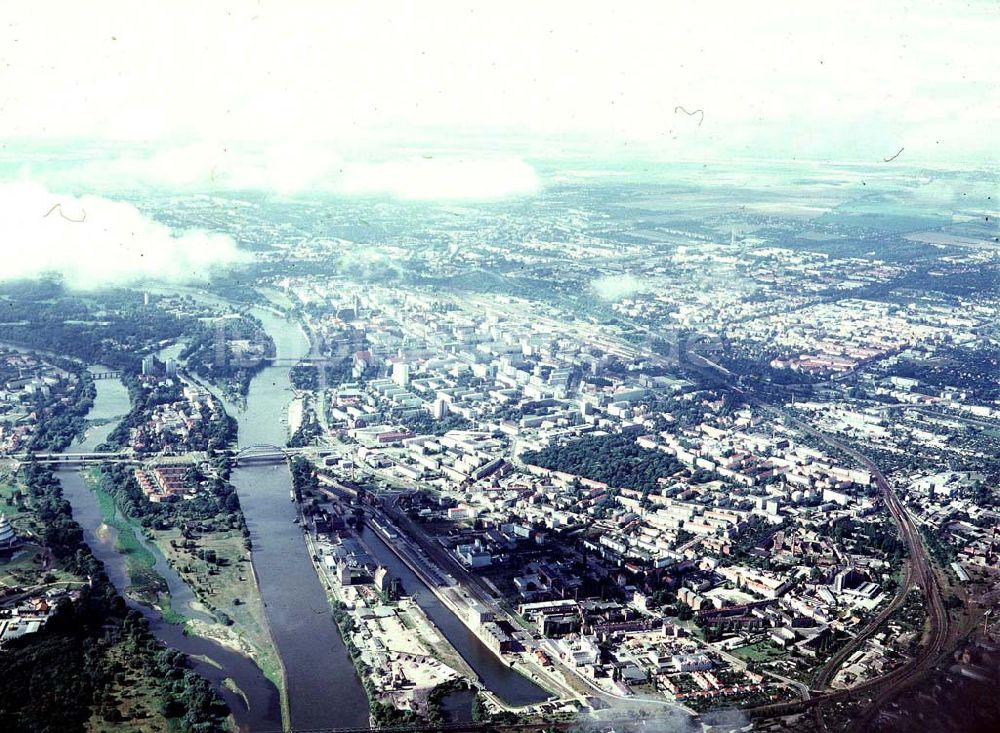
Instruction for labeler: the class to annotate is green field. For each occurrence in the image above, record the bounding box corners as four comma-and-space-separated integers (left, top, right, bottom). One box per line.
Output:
88, 475, 176, 614
730, 641, 787, 662
82, 469, 283, 706
0, 471, 86, 592
0, 469, 32, 523
150, 526, 282, 694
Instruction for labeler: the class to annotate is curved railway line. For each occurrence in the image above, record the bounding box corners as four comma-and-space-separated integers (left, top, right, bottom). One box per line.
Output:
678, 353, 953, 730
738, 413, 951, 730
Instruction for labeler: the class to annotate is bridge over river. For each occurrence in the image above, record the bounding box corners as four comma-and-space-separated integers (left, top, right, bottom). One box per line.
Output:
232, 443, 334, 465
256, 715, 668, 733
13, 444, 334, 467
18, 451, 139, 466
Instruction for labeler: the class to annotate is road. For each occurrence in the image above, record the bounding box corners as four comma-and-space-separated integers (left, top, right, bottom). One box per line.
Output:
687, 633, 811, 702
682, 350, 953, 728
774, 412, 950, 730
371, 495, 700, 716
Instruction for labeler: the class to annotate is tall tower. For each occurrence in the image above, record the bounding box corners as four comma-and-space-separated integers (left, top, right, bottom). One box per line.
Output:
392, 362, 410, 387
214, 321, 227, 368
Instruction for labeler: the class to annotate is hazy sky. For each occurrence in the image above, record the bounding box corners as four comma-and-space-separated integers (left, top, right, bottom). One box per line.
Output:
0, 2, 996, 289
2, 1, 997, 165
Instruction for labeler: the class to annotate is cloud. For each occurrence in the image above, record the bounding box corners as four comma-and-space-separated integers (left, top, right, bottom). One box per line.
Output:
592, 274, 644, 301
39, 143, 345, 195
0, 182, 243, 289
0, 2, 996, 163
339, 157, 540, 200
37, 146, 541, 201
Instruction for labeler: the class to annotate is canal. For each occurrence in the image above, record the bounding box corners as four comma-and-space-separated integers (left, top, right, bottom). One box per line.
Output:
358, 525, 551, 707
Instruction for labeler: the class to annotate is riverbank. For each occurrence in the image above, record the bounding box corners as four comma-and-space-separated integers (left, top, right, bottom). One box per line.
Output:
365, 512, 553, 693
143, 287, 372, 730
83, 466, 287, 713
0, 458, 235, 732
226, 301, 371, 730
58, 464, 283, 731
148, 525, 284, 696
295, 464, 478, 724
85, 470, 182, 621
297, 468, 553, 722
324, 567, 468, 726
337, 528, 483, 686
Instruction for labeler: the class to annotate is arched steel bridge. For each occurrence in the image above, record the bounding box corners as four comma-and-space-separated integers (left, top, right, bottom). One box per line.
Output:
233, 443, 292, 464
232, 443, 332, 465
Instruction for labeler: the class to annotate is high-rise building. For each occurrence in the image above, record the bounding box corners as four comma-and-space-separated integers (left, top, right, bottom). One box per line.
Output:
392, 362, 410, 387
164, 358, 178, 377
374, 566, 401, 600
141, 356, 156, 376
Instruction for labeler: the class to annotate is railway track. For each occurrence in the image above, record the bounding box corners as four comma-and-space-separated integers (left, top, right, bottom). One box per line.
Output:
841, 468, 949, 732
742, 417, 952, 730
678, 353, 953, 729
811, 556, 915, 692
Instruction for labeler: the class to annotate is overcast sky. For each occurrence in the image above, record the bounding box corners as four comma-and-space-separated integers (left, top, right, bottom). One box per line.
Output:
2, 1, 997, 165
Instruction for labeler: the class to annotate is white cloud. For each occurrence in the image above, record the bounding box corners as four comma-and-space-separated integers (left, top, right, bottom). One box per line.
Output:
35, 146, 540, 200
0, 182, 243, 288
0, 1, 994, 164
592, 274, 644, 301
40, 143, 345, 195
340, 158, 539, 200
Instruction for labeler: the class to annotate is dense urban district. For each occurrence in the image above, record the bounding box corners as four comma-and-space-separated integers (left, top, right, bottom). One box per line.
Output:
0, 161, 997, 733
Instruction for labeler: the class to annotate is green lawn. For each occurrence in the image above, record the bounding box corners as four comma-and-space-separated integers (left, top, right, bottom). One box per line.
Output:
0, 472, 31, 523
150, 526, 283, 695
730, 641, 787, 662
89, 478, 176, 614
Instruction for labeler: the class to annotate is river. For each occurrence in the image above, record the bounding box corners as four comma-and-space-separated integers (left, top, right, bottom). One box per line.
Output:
50, 294, 543, 730
358, 525, 551, 707
56, 372, 283, 731
59, 290, 371, 729
228, 306, 370, 730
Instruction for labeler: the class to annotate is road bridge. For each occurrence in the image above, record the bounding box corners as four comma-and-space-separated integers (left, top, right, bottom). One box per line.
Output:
261, 356, 329, 367
14, 451, 136, 466
8, 445, 335, 468
233, 443, 291, 465
232, 444, 334, 465
257, 716, 677, 733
